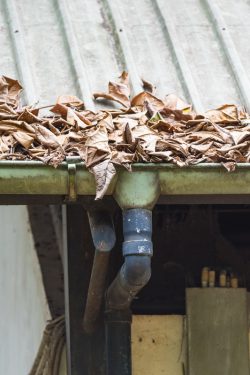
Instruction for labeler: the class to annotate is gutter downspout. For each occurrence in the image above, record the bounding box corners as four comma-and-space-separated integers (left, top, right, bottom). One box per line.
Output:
83, 210, 116, 334
105, 208, 153, 375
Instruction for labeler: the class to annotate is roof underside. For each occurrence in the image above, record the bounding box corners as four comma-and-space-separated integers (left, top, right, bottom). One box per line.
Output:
1, 0, 250, 112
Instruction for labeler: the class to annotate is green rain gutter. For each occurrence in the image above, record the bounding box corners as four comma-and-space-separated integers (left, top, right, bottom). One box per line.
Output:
1, 157, 250, 208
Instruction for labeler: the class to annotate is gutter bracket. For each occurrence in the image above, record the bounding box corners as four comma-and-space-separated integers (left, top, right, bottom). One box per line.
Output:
65, 158, 77, 202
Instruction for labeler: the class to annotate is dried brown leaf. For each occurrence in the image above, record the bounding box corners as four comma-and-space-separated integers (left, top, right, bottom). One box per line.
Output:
85, 125, 110, 152
91, 159, 116, 199
131, 92, 165, 111
161, 95, 195, 121
0, 120, 35, 134
111, 150, 134, 165
0, 76, 22, 108
98, 112, 114, 133
93, 72, 130, 107
66, 107, 91, 129
230, 130, 250, 145
142, 78, 156, 94
164, 94, 192, 112
205, 104, 246, 123
42, 150, 66, 168
13, 131, 34, 149
0, 104, 18, 120
190, 142, 213, 153
36, 125, 62, 150
18, 108, 41, 124
124, 123, 134, 144
57, 95, 84, 108
222, 161, 236, 172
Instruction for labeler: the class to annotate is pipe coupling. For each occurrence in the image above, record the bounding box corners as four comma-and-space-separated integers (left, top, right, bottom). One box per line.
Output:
122, 208, 153, 256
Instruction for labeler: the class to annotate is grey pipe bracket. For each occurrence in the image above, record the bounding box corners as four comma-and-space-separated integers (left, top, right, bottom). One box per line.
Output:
66, 158, 77, 202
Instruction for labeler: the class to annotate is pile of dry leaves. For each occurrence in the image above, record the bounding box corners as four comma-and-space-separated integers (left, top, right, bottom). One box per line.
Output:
1, 73, 250, 198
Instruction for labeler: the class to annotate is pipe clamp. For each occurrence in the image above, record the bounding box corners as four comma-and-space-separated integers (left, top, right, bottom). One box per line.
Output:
66, 158, 77, 202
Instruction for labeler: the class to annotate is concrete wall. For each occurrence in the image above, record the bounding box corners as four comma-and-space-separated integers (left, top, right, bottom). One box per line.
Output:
0, 206, 50, 375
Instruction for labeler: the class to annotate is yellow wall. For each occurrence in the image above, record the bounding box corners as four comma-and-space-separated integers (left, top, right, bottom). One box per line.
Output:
132, 315, 184, 375
59, 314, 250, 374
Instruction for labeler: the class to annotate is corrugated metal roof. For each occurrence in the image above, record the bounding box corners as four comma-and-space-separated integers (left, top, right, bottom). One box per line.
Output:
1, 0, 250, 111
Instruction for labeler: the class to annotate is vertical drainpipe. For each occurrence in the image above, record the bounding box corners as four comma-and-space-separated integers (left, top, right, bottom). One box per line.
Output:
105, 209, 153, 375
105, 170, 160, 375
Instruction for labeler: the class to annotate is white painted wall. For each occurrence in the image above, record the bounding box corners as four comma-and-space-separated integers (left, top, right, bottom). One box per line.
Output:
0, 206, 50, 375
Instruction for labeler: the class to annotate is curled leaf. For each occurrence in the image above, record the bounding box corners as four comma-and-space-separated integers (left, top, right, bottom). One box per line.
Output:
93, 71, 130, 107
91, 159, 116, 199
85, 125, 110, 152
98, 112, 114, 133
0, 104, 18, 120
13, 131, 34, 149
164, 94, 192, 111
205, 104, 247, 123
36, 125, 62, 150
142, 78, 156, 94
131, 92, 165, 110
0, 76, 22, 108
162, 94, 195, 121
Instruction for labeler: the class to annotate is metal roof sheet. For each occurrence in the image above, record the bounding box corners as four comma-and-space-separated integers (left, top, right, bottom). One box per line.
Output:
1, 0, 250, 111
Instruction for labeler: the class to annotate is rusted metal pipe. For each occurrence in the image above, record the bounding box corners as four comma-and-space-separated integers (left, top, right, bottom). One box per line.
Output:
83, 210, 116, 334
83, 251, 111, 333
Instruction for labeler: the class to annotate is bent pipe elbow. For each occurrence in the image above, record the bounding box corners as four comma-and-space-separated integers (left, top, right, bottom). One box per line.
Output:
87, 210, 116, 252
123, 256, 151, 287
106, 255, 152, 310
106, 209, 153, 311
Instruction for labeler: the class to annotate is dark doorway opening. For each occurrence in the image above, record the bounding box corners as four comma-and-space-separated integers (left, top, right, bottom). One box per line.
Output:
127, 205, 250, 315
